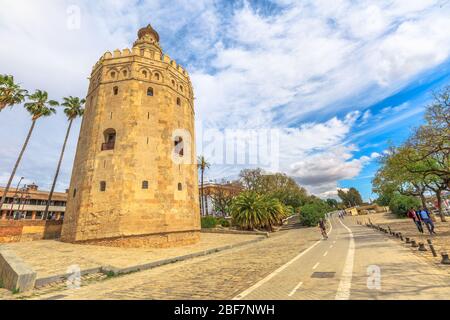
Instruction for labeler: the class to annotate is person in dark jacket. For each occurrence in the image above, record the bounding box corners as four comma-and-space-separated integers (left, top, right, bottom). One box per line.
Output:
407, 207, 423, 233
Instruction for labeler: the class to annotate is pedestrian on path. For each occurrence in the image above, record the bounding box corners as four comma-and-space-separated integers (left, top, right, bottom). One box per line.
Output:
407, 207, 424, 233
418, 207, 436, 235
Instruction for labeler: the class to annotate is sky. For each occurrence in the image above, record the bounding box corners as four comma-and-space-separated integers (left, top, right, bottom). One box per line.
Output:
1, 0, 450, 201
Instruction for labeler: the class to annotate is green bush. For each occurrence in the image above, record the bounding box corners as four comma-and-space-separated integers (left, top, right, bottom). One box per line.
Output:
299, 202, 328, 227
218, 218, 231, 227
388, 194, 421, 218
201, 216, 218, 228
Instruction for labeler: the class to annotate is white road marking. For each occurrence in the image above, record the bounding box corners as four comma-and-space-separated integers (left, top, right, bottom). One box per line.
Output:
288, 281, 303, 297
323, 251, 328, 257
233, 216, 334, 300
335, 218, 355, 300
312, 262, 320, 270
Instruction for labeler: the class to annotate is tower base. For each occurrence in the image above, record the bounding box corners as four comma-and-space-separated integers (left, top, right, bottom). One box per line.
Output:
65, 230, 200, 248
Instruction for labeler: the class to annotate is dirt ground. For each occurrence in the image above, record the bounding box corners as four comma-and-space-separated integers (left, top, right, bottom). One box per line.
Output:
350, 212, 450, 270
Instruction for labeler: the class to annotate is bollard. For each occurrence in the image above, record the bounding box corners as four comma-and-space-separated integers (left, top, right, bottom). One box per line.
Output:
441, 253, 450, 265
399, 233, 404, 241
395, 232, 400, 239
418, 243, 427, 251
411, 240, 418, 248
427, 239, 438, 257
405, 237, 411, 244
388, 226, 392, 234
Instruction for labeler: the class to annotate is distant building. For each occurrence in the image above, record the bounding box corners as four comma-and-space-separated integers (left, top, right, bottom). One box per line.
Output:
345, 204, 389, 216
0, 183, 67, 220
201, 182, 242, 216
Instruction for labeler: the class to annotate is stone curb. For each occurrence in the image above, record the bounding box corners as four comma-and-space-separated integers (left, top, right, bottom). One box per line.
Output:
201, 229, 270, 237
34, 267, 103, 288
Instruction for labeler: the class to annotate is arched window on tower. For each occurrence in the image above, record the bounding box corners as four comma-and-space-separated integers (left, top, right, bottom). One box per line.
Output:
154, 73, 160, 81
176, 97, 181, 107
102, 128, 116, 151
171, 79, 176, 87
180, 85, 183, 92
113, 86, 119, 95
178, 183, 183, 191
174, 136, 184, 157
110, 71, 116, 79
147, 87, 154, 96
142, 70, 148, 78
122, 70, 128, 78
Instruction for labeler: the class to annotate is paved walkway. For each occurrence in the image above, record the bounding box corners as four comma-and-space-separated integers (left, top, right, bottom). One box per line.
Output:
236, 215, 450, 300
4, 215, 450, 300
21, 225, 320, 300
0, 233, 262, 281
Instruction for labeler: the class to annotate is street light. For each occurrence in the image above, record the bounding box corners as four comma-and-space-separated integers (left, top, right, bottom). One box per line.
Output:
8, 177, 24, 219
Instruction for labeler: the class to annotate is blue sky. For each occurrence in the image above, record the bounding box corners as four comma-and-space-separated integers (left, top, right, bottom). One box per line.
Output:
1, 0, 450, 201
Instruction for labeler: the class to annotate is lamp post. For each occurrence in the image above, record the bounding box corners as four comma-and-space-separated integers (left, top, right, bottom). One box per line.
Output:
7, 177, 24, 219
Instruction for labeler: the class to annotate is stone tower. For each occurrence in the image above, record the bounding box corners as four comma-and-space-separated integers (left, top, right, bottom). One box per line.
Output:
61, 24, 201, 247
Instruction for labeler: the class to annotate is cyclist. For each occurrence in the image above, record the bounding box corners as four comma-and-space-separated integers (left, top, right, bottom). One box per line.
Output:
319, 218, 328, 240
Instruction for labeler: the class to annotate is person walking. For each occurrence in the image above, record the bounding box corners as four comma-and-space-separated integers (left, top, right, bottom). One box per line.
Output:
418, 207, 436, 235
407, 207, 423, 233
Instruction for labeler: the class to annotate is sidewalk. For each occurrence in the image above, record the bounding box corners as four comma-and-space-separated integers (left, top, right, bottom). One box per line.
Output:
352, 213, 450, 268
0, 233, 264, 289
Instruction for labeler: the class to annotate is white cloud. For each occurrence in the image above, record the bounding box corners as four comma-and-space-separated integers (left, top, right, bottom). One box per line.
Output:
1, 0, 449, 198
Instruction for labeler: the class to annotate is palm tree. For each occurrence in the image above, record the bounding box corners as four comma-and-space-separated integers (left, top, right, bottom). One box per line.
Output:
0, 74, 27, 112
0, 90, 58, 213
43, 96, 85, 220
197, 156, 210, 216
230, 191, 268, 230
230, 192, 289, 231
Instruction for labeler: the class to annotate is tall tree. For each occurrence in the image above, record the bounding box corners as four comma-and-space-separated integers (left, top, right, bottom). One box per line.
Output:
43, 96, 85, 219
0, 74, 27, 112
373, 146, 430, 210
337, 187, 363, 207
0, 90, 58, 213
238, 168, 309, 209
405, 86, 450, 188
210, 180, 242, 216
197, 156, 210, 216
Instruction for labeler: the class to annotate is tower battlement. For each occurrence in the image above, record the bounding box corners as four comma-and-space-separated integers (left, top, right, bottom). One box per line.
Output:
92, 48, 189, 79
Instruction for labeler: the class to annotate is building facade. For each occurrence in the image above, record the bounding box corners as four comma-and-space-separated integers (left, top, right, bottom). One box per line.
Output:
61, 24, 200, 247
0, 183, 67, 220
201, 182, 242, 216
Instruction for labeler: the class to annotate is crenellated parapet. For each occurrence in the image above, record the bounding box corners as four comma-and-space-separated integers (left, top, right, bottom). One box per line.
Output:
89, 46, 192, 100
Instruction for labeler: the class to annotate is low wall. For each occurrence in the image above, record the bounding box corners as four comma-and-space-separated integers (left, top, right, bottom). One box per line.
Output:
0, 220, 63, 243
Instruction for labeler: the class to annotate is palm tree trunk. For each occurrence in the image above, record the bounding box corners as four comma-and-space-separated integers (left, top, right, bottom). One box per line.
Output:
43, 119, 73, 220
0, 120, 36, 212
200, 168, 204, 216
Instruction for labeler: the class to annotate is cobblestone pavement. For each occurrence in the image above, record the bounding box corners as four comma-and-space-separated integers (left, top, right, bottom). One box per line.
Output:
25, 225, 321, 300
0, 233, 262, 280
